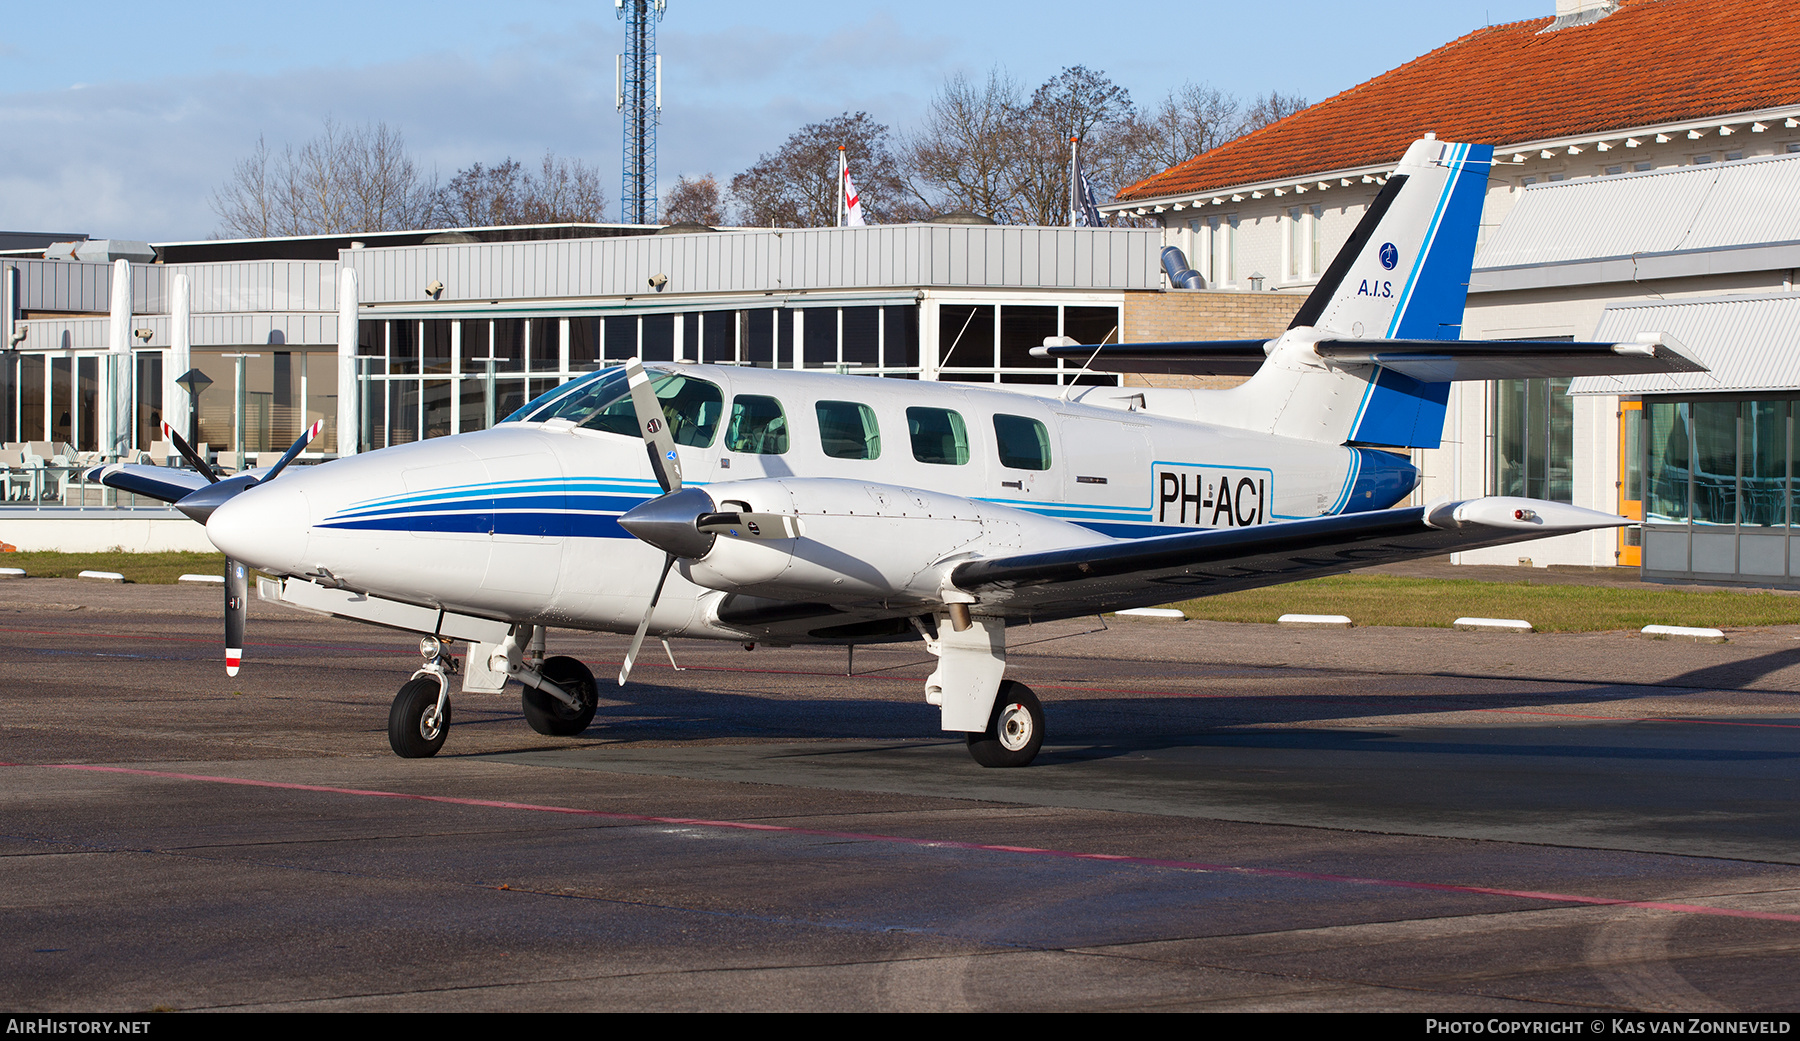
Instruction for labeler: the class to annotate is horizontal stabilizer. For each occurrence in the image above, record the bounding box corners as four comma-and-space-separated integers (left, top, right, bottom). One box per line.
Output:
1313, 333, 1707, 381
1031, 339, 1269, 376
1031, 332, 1706, 381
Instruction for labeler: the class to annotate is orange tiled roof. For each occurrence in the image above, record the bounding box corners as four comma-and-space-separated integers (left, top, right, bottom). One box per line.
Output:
1116, 0, 1800, 203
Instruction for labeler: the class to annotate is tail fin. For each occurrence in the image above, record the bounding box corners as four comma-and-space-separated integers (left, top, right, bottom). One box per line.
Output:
1045, 138, 1705, 449
1193, 137, 1493, 449
1291, 137, 1493, 343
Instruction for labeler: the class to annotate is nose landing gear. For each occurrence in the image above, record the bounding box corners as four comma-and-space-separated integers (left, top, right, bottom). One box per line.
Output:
389, 676, 452, 758
388, 635, 457, 758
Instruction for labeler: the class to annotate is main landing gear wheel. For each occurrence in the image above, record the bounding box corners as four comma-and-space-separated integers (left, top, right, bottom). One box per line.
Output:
522, 655, 599, 737
389, 676, 451, 758
966, 680, 1044, 768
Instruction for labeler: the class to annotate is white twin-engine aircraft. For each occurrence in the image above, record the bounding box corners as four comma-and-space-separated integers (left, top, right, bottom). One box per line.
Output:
97, 136, 1703, 767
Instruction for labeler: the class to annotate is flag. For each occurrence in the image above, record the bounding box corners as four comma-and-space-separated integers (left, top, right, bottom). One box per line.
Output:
843, 160, 868, 226
1074, 146, 1104, 228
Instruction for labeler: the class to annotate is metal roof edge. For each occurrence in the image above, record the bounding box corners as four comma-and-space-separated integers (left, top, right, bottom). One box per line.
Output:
1471, 241, 1800, 292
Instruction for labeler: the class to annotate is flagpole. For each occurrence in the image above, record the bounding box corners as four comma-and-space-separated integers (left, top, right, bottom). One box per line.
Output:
1069, 136, 1079, 228
838, 145, 846, 228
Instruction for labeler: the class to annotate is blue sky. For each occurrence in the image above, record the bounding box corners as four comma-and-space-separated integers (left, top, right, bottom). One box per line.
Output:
0, 1, 1549, 240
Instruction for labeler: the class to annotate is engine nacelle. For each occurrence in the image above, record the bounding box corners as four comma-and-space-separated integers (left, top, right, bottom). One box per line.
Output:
680, 477, 1101, 605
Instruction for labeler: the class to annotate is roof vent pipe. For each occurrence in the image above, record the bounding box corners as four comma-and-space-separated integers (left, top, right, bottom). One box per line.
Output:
1161, 246, 1204, 290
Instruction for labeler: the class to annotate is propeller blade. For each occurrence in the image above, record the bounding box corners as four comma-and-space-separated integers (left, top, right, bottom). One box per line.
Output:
162, 422, 221, 485
225, 558, 247, 677
695, 511, 805, 540
624, 358, 682, 494
260, 418, 324, 483
619, 553, 676, 686
173, 472, 262, 524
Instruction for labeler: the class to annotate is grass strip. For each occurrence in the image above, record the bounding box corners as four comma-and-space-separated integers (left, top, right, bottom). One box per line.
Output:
0, 550, 228, 585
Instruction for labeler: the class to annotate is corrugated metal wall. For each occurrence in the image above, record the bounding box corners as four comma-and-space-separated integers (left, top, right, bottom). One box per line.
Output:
1572, 293, 1800, 396
1477, 153, 1800, 269
345, 225, 1162, 304
6, 258, 334, 316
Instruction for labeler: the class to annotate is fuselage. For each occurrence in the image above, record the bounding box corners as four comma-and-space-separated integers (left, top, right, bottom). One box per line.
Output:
206, 363, 1419, 643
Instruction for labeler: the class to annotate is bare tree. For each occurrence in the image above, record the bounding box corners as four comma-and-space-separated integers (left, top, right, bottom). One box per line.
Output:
516, 152, 609, 223
662, 174, 726, 225
730, 112, 920, 228
1086, 84, 1308, 217
903, 70, 1022, 220
431, 152, 610, 227
433, 159, 525, 228
210, 119, 436, 237
1241, 90, 1309, 135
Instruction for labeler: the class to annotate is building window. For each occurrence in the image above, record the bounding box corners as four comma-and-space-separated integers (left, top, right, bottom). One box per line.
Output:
1605, 165, 1623, 176
1285, 207, 1303, 280
1208, 215, 1236, 285
1648, 399, 1793, 529
1725, 150, 1744, 162
1693, 154, 1713, 165
1308, 205, 1323, 276
1493, 378, 1573, 503
1633, 161, 1654, 172
997, 305, 1058, 384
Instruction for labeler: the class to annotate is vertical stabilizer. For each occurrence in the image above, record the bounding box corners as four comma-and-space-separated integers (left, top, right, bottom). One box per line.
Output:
1201, 137, 1493, 450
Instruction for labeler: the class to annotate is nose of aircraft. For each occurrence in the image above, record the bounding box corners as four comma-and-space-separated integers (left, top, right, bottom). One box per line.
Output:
206, 478, 312, 576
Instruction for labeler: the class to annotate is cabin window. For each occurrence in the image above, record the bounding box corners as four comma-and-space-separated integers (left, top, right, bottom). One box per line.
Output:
725, 394, 789, 454
908, 406, 969, 465
992, 414, 1052, 471
816, 400, 880, 460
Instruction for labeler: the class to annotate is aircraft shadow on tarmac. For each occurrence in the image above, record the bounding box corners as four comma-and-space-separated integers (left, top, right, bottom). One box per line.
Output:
442, 670, 1800, 766
1663, 644, 1800, 691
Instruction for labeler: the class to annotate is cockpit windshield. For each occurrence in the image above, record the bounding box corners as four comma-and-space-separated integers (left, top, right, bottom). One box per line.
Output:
500, 366, 723, 447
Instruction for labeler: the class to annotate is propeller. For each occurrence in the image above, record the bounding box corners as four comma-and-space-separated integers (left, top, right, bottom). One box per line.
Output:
162, 421, 221, 484
616, 359, 685, 686
166, 419, 323, 676
611, 360, 801, 685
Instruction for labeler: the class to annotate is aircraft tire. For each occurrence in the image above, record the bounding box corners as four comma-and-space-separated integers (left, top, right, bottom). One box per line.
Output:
966, 680, 1044, 768
388, 677, 451, 758
522, 655, 599, 736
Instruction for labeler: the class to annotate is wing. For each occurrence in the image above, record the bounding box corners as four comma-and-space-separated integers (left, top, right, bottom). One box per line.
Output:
951, 497, 1625, 620
86, 463, 212, 505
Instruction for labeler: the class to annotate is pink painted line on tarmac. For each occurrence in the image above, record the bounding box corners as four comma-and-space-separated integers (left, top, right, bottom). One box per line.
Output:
1473, 707, 1800, 729
23, 761, 1800, 925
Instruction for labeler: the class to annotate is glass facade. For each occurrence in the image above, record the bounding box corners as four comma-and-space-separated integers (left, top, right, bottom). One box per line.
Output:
938, 303, 1117, 385
1643, 395, 1797, 583
1, 295, 1119, 511
353, 301, 1118, 452
1493, 377, 1573, 502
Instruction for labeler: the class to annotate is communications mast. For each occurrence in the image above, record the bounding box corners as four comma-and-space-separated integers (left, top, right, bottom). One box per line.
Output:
615, 0, 666, 224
